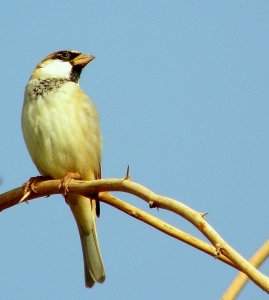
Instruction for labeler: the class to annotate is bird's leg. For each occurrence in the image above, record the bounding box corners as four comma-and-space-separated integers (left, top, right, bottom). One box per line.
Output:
59, 172, 82, 196
20, 176, 51, 203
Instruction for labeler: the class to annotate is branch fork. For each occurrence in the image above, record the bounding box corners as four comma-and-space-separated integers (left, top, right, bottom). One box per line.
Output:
1, 177, 268, 297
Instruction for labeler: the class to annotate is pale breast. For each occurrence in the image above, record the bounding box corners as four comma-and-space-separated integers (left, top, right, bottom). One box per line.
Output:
22, 81, 101, 180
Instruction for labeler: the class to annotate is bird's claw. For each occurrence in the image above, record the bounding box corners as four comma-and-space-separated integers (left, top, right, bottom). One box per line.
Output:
59, 172, 81, 196
20, 176, 49, 203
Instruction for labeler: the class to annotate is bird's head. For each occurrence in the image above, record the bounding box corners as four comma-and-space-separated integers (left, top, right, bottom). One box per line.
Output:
30, 50, 95, 82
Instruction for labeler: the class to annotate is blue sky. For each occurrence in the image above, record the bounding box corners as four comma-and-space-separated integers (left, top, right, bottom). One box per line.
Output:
1, 1, 269, 299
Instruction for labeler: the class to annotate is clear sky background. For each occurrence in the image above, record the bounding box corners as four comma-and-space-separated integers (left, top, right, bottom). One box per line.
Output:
0, 1, 269, 299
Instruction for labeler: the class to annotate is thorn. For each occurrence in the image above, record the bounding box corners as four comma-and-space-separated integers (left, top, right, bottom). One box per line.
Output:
201, 212, 208, 219
123, 165, 131, 181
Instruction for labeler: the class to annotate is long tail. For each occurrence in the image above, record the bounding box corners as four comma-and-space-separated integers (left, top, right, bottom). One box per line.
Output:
66, 194, 106, 288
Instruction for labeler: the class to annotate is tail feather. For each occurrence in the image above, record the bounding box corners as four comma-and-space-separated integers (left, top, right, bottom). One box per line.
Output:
67, 194, 105, 287
79, 221, 106, 287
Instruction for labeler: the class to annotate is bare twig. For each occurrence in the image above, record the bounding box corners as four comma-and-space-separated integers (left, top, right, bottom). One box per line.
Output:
99, 192, 237, 269
221, 240, 269, 299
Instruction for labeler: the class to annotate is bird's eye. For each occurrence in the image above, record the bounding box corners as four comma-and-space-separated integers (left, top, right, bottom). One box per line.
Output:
59, 52, 71, 60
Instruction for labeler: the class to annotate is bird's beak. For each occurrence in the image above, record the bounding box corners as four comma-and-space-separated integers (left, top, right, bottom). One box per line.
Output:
72, 54, 95, 67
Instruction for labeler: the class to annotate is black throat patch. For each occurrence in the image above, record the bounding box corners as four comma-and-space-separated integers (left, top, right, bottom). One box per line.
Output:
70, 66, 82, 83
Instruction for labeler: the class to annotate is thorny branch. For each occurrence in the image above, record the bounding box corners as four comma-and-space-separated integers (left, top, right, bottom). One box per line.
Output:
0, 177, 268, 295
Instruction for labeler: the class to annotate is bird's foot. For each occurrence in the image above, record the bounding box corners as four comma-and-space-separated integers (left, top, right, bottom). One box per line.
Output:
59, 172, 82, 196
20, 176, 50, 203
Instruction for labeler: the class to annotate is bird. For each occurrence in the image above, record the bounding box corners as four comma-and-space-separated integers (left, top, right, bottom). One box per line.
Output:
21, 50, 106, 288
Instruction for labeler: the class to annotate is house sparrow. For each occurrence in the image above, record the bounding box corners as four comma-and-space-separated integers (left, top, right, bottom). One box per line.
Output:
21, 50, 105, 288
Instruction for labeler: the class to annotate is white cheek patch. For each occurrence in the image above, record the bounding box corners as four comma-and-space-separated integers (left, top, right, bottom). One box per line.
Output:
39, 59, 72, 79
